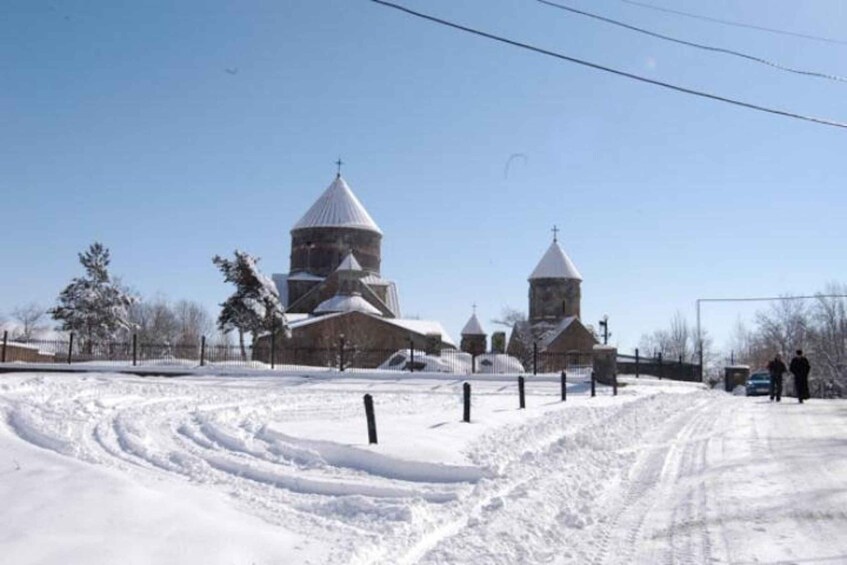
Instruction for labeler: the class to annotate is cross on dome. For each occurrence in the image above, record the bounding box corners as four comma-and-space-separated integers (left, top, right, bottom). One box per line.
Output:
551, 225, 559, 243
335, 157, 344, 177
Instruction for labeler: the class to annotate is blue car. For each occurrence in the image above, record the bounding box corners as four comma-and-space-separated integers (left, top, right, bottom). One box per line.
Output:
746, 371, 771, 396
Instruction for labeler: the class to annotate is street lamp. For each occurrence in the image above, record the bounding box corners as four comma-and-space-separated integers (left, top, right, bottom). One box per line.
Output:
598, 315, 611, 345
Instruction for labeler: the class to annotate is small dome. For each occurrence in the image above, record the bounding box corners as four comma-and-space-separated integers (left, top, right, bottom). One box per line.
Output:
314, 293, 382, 316
461, 313, 486, 336
529, 240, 582, 281
292, 176, 382, 234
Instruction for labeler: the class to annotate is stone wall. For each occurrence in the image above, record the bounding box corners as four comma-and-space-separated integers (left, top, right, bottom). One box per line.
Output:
290, 227, 381, 277
529, 278, 581, 323
1, 342, 56, 363
255, 311, 450, 368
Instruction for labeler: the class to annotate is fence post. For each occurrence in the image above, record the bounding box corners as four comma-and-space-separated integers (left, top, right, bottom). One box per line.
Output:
1, 330, 7, 363
561, 370, 567, 402
463, 382, 471, 423
200, 336, 206, 367
132, 334, 137, 366
532, 341, 538, 376
471, 354, 476, 374
270, 327, 276, 370
591, 370, 596, 397
613, 371, 618, 396
339, 335, 346, 372
518, 376, 526, 409
363, 394, 378, 444
658, 352, 664, 380
635, 348, 639, 379
409, 338, 414, 373
67, 333, 74, 365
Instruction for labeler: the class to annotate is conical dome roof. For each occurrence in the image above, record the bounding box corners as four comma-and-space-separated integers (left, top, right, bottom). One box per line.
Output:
529, 240, 582, 281
314, 293, 382, 316
461, 313, 486, 336
292, 176, 382, 235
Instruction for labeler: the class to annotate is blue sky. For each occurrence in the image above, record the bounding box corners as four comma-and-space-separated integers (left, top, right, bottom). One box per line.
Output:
2, 0, 846, 354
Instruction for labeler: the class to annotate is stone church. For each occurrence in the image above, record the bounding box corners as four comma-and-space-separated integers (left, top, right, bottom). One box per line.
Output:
256, 172, 455, 367
507, 234, 598, 369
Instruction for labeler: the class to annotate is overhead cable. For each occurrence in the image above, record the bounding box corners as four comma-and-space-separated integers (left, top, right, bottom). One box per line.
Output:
619, 0, 847, 46
370, 0, 847, 130
538, 0, 847, 83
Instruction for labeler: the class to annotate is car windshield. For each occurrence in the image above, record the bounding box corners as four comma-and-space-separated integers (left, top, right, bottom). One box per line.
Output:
749, 374, 770, 382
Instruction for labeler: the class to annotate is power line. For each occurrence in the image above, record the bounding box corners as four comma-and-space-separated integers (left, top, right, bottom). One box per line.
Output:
537, 0, 847, 83
619, 0, 847, 46
370, 0, 847, 130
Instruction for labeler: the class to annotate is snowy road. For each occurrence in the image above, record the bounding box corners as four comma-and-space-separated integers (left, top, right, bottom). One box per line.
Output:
1, 372, 845, 564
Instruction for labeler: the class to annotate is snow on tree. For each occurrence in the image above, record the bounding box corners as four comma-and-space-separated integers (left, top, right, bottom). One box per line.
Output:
213, 250, 288, 360
50, 242, 136, 351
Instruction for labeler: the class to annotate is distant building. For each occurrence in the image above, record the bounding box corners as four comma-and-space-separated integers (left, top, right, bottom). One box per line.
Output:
507, 234, 597, 369
256, 172, 454, 367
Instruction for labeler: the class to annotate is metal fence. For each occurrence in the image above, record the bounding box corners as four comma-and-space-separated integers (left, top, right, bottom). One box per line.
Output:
0, 331, 592, 375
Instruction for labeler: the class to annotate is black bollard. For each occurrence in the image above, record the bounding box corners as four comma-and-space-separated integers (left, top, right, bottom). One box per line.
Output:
613, 371, 618, 396
363, 394, 378, 444
518, 376, 526, 409
561, 370, 567, 402
591, 371, 596, 397
463, 382, 471, 423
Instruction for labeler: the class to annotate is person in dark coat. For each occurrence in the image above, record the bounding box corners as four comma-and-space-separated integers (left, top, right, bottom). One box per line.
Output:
789, 349, 811, 403
767, 353, 787, 402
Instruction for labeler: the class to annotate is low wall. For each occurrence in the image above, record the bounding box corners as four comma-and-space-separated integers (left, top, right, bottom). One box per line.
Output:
1, 342, 57, 363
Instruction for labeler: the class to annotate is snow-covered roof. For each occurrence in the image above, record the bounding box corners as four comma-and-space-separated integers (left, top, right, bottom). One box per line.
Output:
336, 252, 362, 272
360, 275, 401, 317
383, 318, 456, 348
461, 313, 485, 336
287, 272, 325, 282
538, 316, 577, 348
314, 293, 382, 316
292, 176, 382, 235
272, 274, 289, 307
529, 240, 582, 281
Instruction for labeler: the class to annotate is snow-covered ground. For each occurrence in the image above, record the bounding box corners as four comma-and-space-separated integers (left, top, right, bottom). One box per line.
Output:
1, 371, 845, 564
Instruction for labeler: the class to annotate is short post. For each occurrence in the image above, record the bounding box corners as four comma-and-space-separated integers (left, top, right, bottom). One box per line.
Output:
518, 376, 526, 409
471, 354, 476, 374
463, 382, 471, 423
409, 338, 414, 373
658, 352, 664, 380
613, 371, 618, 396
532, 341, 538, 376
132, 334, 137, 366
635, 348, 640, 379
591, 370, 596, 397
339, 335, 346, 372
67, 333, 74, 365
561, 370, 567, 402
1, 330, 7, 363
200, 335, 206, 367
363, 394, 378, 444
270, 326, 277, 370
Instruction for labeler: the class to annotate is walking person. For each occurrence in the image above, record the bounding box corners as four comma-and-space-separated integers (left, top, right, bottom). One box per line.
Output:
790, 349, 811, 404
767, 353, 787, 402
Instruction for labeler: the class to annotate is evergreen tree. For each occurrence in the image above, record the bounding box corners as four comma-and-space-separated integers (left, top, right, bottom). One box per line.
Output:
213, 250, 288, 360
50, 242, 136, 351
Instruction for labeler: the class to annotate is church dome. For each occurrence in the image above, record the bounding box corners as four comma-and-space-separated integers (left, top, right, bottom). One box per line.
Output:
292, 176, 382, 235
529, 240, 582, 281
314, 292, 382, 316
461, 312, 486, 336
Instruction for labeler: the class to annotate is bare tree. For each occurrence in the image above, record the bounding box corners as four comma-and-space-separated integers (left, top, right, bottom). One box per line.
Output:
173, 300, 213, 346
10, 303, 46, 340
491, 306, 526, 328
